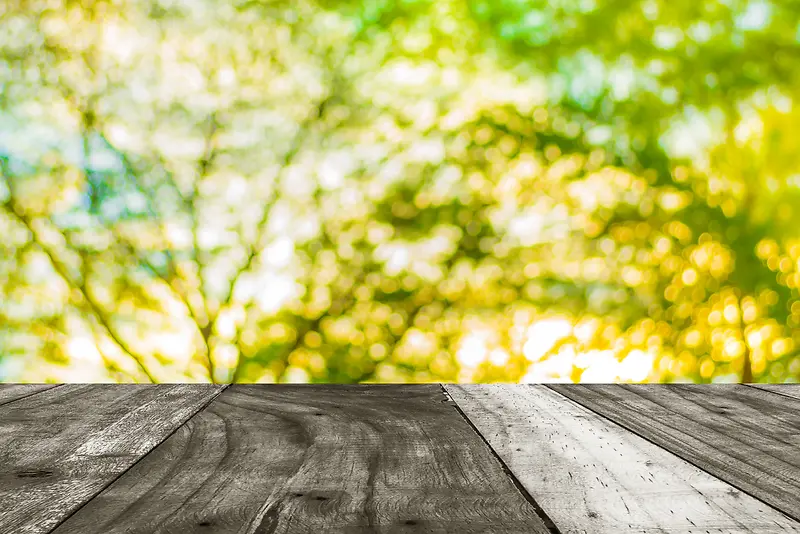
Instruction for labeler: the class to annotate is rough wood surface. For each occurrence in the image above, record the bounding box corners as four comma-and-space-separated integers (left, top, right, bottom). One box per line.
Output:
0, 384, 58, 406
52, 384, 551, 534
549, 384, 800, 522
446, 384, 800, 533
663, 385, 800, 450
0, 384, 224, 534
2, 383, 798, 534
750, 384, 800, 400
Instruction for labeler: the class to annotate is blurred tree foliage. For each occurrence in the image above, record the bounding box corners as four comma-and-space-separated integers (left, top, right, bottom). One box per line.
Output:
1, 0, 798, 383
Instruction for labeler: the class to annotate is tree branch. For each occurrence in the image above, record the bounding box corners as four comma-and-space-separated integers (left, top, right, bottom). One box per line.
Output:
208, 19, 367, 340
87, 116, 220, 381
210, 93, 333, 333
2, 195, 157, 382
34, 38, 206, 317
189, 113, 219, 353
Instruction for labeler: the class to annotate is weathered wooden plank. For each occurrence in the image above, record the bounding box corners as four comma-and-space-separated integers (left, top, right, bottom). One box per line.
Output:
53, 385, 552, 534
0, 384, 224, 534
661, 385, 800, 444
446, 384, 800, 533
549, 384, 800, 522
0, 384, 58, 406
751, 384, 800, 401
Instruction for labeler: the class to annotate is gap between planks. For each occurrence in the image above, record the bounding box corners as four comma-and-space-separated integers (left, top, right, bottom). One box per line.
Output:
546, 384, 800, 525
43, 384, 229, 534
7, 383, 795, 533
1, 384, 227, 534
447, 384, 800, 533
439, 384, 561, 534
50, 384, 553, 533
0, 384, 62, 407
746, 383, 800, 401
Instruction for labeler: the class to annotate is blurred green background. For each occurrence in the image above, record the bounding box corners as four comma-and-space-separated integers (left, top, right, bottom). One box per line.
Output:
1, 0, 799, 384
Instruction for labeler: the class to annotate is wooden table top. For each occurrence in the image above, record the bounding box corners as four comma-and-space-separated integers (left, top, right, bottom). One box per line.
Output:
0, 384, 798, 533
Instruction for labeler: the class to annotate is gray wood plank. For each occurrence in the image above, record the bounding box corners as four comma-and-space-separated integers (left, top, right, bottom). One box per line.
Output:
549, 384, 800, 522
661, 385, 800, 445
0, 384, 58, 406
0, 384, 224, 534
52, 385, 552, 534
751, 384, 800, 401
446, 384, 800, 533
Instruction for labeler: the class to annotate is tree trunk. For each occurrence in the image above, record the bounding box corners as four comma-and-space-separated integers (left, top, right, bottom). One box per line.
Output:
741, 348, 753, 383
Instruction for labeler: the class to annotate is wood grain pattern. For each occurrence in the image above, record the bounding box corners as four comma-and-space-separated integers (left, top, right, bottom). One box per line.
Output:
52, 385, 551, 534
0, 384, 224, 534
446, 384, 800, 533
549, 384, 800, 522
663, 385, 800, 447
0, 384, 58, 406
751, 384, 800, 400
